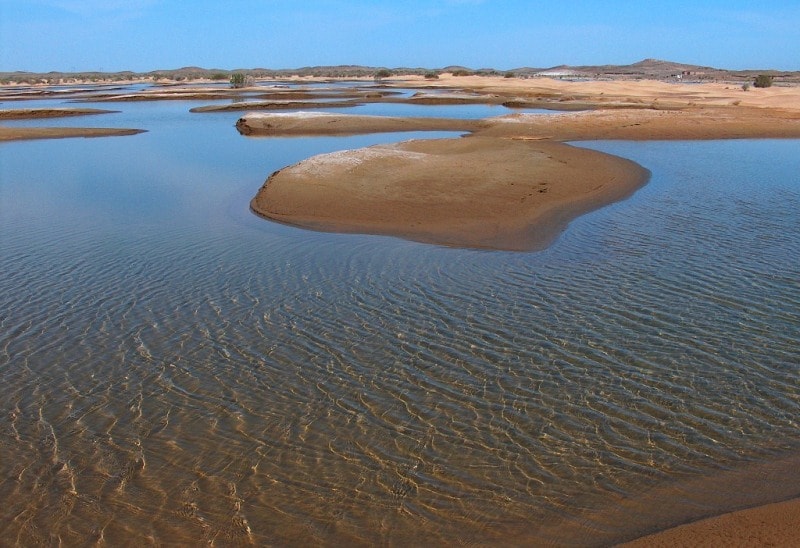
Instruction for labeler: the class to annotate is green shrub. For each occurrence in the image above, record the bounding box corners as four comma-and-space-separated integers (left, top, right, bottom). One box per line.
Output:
374, 69, 392, 80
504, 71, 515, 78
230, 73, 246, 88
753, 74, 773, 88
210, 72, 228, 81
424, 71, 439, 80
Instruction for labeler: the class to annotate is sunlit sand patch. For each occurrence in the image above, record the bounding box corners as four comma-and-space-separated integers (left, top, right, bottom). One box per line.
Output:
251, 136, 649, 251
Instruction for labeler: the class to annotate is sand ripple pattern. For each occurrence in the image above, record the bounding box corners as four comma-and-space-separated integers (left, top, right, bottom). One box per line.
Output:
1, 138, 799, 545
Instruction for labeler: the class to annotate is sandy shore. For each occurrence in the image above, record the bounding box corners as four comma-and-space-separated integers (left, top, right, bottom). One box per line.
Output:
251, 136, 649, 250
402, 73, 800, 111
621, 497, 800, 547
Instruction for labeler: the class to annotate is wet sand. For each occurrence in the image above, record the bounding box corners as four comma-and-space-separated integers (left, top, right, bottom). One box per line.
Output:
621, 497, 800, 547
0, 107, 119, 119
236, 111, 482, 135
0, 107, 144, 141
252, 136, 649, 251
236, 105, 800, 141
0, 127, 145, 141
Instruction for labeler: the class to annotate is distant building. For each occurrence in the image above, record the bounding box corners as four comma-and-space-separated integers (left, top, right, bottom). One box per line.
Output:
534, 70, 579, 78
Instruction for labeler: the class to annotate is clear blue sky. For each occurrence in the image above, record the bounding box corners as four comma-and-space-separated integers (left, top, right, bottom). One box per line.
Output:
2, 0, 798, 73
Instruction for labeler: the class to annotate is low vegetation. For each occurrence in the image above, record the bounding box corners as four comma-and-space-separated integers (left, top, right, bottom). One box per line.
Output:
753, 74, 773, 88
230, 73, 245, 88
229, 73, 254, 88
2, 62, 798, 87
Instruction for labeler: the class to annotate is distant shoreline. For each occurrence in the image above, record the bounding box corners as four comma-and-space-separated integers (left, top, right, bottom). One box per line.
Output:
3, 57, 800, 85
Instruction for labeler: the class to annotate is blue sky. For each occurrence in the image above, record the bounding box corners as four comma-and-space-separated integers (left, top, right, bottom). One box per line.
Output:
1, 0, 799, 72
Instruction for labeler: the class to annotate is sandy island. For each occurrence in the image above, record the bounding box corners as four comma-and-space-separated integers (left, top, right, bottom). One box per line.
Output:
0, 126, 146, 142
251, 136, 649, 250
0, 107, 145, 141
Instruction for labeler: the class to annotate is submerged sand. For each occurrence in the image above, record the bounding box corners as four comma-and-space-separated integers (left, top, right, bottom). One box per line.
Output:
252, 136, 649, 251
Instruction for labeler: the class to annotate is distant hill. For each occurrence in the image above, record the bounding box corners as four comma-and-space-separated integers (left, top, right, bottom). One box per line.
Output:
2, 59, 798, 84
509, 58, 799, 82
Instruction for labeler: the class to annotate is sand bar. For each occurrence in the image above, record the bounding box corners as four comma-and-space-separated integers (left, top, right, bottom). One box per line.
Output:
190, 100, 359, 113
236, 111, 482, 136
251, 136, 649, 251
0, 107, 120, 119
0, 107, 143, 142
0, 127, 145, 142
237, 107, 800, 141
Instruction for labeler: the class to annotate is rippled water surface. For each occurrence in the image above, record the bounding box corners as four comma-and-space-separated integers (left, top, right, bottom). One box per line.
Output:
1, 92, 799, 545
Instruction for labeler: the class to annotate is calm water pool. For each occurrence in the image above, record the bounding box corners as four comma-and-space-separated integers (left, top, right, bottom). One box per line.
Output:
1, 93, 799, 545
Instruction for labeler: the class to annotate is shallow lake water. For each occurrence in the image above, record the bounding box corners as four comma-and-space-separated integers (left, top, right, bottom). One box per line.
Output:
1, 89, 799, 545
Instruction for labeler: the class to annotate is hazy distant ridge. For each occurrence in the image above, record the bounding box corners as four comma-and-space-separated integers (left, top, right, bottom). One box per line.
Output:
2, 59, 798, 83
